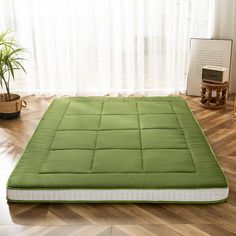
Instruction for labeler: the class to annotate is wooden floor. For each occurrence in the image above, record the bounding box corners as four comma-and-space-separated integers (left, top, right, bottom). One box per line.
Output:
0, 95, 236, 236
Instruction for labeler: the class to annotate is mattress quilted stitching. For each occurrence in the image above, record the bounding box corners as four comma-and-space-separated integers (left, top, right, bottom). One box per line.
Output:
136, 102, 144, 172
170, 102, 196, 172
7, 97, 228, 189
90, 102, 104, 172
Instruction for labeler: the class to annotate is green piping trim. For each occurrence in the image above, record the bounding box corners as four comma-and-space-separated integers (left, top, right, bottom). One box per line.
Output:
7, 187, 229, 190
7, 199, 227, 204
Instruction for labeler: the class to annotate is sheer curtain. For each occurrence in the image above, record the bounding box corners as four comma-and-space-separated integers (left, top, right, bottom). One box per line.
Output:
0, 0, 213, 96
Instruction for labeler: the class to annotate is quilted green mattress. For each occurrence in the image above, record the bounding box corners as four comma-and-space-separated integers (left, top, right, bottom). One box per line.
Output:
7, 96, 228, 203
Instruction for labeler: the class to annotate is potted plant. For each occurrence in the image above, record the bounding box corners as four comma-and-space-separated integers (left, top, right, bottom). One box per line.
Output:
0, 30, 27, 119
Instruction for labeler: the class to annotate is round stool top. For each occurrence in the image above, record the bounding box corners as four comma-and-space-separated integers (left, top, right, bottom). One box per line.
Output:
201, 81, 228, 89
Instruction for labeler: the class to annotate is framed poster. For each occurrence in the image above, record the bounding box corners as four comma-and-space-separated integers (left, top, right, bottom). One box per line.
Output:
187, 38, 232, 96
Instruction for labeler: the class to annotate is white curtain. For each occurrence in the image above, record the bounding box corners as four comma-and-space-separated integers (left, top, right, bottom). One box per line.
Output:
0, 0, 213, 96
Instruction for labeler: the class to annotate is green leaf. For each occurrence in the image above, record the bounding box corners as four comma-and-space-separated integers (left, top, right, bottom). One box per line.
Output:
8, 61, 15, 79
14, 60, 27, 74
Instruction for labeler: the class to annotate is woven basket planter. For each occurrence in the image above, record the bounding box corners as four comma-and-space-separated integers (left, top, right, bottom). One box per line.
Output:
0, 93, 27, 119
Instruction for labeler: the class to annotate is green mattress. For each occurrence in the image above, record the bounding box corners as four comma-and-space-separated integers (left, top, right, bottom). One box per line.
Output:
7, 96, 228, 203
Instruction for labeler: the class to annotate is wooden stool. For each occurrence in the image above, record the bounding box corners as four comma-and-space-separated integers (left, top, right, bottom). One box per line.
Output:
200, 81, 228, 110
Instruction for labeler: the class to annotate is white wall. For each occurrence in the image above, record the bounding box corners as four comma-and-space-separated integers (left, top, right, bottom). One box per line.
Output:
213, 0, 236, 93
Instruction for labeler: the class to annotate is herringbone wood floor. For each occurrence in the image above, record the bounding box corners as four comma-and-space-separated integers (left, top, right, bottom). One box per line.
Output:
0, 95, 236, 236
